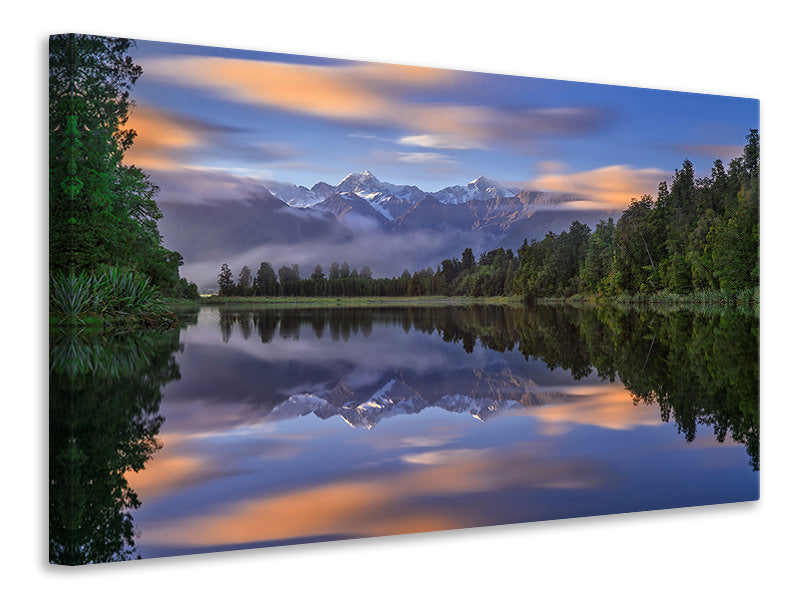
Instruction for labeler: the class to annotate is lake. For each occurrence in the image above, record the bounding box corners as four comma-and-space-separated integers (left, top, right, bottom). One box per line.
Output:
49, 303, 759, 564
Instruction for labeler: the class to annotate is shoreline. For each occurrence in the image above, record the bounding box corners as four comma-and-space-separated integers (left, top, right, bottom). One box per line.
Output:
186, 292, 759, 311
193, 295, 520, 308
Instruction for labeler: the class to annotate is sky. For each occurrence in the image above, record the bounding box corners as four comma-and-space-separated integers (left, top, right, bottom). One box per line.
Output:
124, 38, 759, 210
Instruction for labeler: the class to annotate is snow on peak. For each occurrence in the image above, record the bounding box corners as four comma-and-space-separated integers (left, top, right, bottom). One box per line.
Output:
273, 172, 521, 210
338, 170, 378, 187
467, 175, 517, 195
468, 175, 492, 187
432, 177, 520, 205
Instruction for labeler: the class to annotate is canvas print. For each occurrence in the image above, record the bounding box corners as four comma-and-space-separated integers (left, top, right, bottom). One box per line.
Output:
49, 34, 759, 565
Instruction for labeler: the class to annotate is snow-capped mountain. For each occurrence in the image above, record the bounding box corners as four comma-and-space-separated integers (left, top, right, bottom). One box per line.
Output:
262, 180, 326, 207
315, 191, 390, 226
158, 169, 620, 288
433, 176, 521, 204
333, 171, 429, 219
272, 171, 520, 214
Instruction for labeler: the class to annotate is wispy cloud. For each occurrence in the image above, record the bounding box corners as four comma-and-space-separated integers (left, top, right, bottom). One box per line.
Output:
528, 164, 668, 209
395, 151, 457, 164
347, 132, 396, 143
364, 149, 468, 179
124, 106, 201, 169
176, 226, 496, 288
142, 55, 613, 151
397, 134, 484, 150
144, 56, 456, 123
125, 104, 298, 172
664, 143, 743, 162
146, 166, 272, 205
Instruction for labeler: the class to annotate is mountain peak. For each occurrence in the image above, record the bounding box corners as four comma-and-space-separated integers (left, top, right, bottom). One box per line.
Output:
468, 175, 498, 188
339, 170, 379, 186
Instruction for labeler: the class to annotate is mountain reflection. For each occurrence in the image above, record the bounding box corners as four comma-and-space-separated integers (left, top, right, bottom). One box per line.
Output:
48, 320, 188, 564
49, 303, 758, 563
211, 305, 759, 469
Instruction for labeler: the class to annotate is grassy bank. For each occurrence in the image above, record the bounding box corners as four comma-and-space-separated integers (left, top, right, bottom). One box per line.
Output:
49, 267, 177, 329
200, 295, 522, 308
525, 288, 759, 317
198, 289, 758, 312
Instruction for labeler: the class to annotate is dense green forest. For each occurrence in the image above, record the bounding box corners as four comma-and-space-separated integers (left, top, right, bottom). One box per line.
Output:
49, 35, 197, 325
218, 130, 758, 303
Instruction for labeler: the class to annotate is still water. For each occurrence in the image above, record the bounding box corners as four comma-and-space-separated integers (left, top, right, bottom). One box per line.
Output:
49, 304, 759, 564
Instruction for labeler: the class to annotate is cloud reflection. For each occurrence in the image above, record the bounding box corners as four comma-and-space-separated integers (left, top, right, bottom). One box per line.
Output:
524, 384, 664, 431
139, 439, 608, 549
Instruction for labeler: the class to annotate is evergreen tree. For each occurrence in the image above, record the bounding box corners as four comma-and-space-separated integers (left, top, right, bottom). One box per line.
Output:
462, 248, 476, 271
254, 262, 277, 296
218, 263, 235, 296
49, 34, 186, 295
237, 265, 252, 296
311, 265, 326, 280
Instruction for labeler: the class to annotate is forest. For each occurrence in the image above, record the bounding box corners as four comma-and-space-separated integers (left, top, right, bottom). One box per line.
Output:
216, 130, 759, 304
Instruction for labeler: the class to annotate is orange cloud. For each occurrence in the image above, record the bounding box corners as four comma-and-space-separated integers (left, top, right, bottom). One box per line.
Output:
528, 164, 668, 209
123, 106, 200, 170
145, 56, 455, 124
142, 55, 610, 151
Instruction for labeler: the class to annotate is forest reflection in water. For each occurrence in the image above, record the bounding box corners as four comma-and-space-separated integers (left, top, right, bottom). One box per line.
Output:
49, 318, 191, 565
214, 303, 759, 468
49, 303, 758, 563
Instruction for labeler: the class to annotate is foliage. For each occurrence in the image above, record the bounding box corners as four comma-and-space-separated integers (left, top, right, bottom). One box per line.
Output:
50, 265, 173, 325
49, 34, 196, 315
217, 263, 235, 296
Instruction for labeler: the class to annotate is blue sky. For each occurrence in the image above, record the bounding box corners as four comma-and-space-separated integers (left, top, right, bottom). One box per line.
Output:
125, 38, 758, 207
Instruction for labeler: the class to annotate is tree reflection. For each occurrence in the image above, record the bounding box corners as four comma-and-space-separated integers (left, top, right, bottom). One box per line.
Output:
49, 324, 185, 564
217, 304, 758, 470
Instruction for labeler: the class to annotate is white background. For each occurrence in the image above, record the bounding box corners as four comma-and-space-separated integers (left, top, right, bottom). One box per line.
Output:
3, 1, 798, 597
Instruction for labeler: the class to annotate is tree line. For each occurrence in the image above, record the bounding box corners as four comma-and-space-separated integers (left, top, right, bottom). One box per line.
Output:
216, 129, 758, 302
515, 129, 759, 300
217, 246, 518, 298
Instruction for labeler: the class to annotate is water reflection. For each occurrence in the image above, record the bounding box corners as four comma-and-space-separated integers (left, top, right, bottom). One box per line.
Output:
209, 305, 759, 469
48, 315, 192, 564
49, 304, 759, 563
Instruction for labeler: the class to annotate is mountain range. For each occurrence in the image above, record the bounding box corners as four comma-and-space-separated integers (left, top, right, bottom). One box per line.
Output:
158, 171, 619, 287
262, 171, 522, 215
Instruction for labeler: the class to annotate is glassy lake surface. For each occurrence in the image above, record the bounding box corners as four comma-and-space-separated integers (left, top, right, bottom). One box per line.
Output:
49, 304, 759, 563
